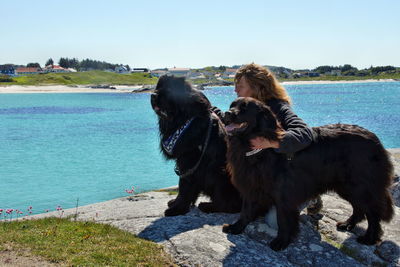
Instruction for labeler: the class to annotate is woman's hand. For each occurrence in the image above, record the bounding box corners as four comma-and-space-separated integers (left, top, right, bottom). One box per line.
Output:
250, 136, 280, 150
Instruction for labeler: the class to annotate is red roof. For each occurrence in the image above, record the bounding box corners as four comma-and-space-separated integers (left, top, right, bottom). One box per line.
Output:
16, 67, 40, 73
225, 68, 237, 73
45, 65, 65, 70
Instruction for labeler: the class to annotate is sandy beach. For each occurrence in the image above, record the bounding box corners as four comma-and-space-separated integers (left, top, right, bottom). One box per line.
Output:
0, 79, 397, 93
0, 85, 143, 94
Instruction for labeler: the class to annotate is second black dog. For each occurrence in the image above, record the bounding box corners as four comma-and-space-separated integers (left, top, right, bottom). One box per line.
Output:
222, 97, 394, 251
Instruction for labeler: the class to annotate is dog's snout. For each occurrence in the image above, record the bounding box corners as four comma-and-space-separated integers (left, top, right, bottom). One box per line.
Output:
224, 110, 233, 124
150, 93, 157, 107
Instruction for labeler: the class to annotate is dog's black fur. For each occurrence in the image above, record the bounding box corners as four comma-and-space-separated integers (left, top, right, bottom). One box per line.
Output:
222, 97, 394, 251
150, 75, 242, 216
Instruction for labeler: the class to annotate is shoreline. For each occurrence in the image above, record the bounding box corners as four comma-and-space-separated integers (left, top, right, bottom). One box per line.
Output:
281, 78, 397, 85
0, 79, 398, 93
2, 148, 398, 220
0, 85, 144, 94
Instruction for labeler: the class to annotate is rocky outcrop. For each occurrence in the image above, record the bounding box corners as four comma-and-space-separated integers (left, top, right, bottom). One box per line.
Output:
31, 149, 400, 266
31, 191, 399, 267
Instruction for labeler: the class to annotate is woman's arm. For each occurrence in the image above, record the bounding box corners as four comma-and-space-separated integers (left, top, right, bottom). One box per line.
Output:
250, 100, 314, 154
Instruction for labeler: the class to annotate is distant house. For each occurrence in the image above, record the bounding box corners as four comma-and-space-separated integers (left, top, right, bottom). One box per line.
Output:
329, 70, 341, 76
150, 70, 168, 77
293, 72, 305, 78
15, 67, 41, 75
131, 68, 149, 73
293, 72, 320, 78
44, 65, 69, 73
167, 68, 191, 78
0, 65, 15, 76
222, 68, 237, 79
115, 66, 129, 74
189, 72, 206, 79
306, 72, 320, 77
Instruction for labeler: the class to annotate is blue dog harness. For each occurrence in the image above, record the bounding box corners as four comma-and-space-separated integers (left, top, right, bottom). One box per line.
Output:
162, 118, 195, 155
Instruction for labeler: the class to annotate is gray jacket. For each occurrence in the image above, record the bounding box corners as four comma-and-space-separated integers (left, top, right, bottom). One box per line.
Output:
212, 98, 314, 154
266, 99, 314, 154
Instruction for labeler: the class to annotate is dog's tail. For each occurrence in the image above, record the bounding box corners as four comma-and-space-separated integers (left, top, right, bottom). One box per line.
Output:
381, 190, 394, 222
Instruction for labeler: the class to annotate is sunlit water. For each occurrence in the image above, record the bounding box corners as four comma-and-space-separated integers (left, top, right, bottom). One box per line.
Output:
1, 82, 399, 216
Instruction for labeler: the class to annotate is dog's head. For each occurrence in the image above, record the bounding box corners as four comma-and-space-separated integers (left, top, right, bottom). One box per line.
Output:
225, 97, 283, 141
151, 75, 211, 120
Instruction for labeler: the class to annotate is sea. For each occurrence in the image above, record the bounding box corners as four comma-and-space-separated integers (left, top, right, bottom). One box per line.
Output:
1, 82, 400, 216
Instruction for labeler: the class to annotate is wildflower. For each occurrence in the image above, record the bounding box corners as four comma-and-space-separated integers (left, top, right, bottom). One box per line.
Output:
125, 186, 135, 194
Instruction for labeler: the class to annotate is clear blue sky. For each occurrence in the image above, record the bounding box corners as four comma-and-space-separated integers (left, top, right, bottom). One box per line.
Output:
2, 0, 399, 69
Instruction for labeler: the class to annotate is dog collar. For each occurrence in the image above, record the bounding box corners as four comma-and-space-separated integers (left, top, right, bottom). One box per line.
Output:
162, 118, 195, 155
245, 148, 263, 157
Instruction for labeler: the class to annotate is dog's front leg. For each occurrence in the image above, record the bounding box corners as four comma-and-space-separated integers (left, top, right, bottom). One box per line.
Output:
164, 176, 200, 216
222, 198, 258, 234
269, 204, 299, 251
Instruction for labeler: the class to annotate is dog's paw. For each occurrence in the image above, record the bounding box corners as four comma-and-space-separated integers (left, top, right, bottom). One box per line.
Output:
269, 237, 290, 251
164, 206, 189, 217
336, 221, 355, 231
222, 223, 244, 235
198, 202, 215, 213
356, 235, 380, 245
167, 198, 176, 208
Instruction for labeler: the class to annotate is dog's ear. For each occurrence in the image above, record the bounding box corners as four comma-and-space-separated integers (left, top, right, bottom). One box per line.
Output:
256, 105, 281, 140
156, 75, 168, 90
184, 91, 211, 117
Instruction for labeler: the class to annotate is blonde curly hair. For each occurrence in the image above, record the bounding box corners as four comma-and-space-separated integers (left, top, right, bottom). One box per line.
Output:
234, 63, 291, 104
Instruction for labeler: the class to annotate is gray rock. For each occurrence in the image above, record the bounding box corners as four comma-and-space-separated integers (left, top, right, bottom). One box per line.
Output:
29, 190, 393, 267
26, 149, 400, 266
376, 241, 400, 264
388, 149, 400, 207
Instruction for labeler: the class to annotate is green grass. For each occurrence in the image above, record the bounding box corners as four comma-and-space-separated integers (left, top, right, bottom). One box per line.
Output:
0, 71, 158, 86
0, 217, 175, 266
321, 235, 388, 266
1, 71, 399, 87
154, 188, 179, 195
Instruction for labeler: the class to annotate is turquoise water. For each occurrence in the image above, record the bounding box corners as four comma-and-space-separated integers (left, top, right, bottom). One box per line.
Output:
1, 82, 400, 215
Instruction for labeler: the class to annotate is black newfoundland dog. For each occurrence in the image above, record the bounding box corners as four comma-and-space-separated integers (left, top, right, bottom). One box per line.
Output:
150, 75, 241, 216
222, 97, 394, 251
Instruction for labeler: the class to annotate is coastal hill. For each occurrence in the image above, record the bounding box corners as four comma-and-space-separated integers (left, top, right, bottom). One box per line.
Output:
1, 61, 400, 87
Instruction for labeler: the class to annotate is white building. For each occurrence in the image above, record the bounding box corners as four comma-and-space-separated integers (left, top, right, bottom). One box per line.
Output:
189, 72, 206, 79
221, 68, 237, 79
150, 70, 168, 77
167, 68, 191, 78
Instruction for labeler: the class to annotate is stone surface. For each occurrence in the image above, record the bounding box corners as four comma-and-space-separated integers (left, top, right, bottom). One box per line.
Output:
388, 149, 400, 207
28, 149, 400, 267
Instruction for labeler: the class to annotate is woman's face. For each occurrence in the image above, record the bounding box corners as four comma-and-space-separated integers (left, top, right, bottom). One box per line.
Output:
235, 77, 254, 97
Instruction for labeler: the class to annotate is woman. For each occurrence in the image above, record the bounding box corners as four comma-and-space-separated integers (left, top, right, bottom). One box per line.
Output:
234, 63, 313, 154
215, 63, 322, 225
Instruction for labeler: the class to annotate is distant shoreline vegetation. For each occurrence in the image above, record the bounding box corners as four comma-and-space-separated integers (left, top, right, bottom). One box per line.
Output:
0, 71, 158, 86
1, 57, 399, 86
0, 70, 399, 87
